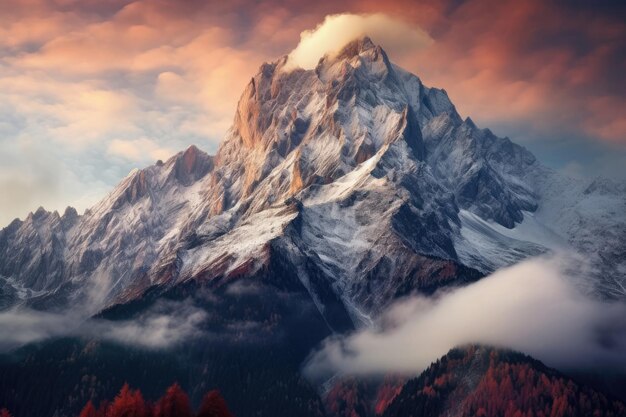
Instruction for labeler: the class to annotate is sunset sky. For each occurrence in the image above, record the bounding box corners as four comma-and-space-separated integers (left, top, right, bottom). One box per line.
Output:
1, 0, 625, 226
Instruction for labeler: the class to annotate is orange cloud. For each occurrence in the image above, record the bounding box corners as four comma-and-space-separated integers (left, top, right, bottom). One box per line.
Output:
7, 0, 622, 144
0, 0, 624, 226
107, 137, 175, 162
384, 0, 626, 143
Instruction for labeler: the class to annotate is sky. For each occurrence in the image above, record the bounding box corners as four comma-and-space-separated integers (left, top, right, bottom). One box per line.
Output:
0, 0, 625, 226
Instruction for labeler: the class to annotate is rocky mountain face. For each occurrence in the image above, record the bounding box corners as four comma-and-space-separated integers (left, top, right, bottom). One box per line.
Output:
0, 37, 624, 322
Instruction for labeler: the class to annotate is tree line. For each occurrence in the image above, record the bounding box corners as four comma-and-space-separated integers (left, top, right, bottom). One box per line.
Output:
1, 383, 235, 417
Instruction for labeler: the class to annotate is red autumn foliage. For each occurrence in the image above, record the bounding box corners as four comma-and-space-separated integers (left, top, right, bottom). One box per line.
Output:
154, 383, 192, 417
462, 352, 626, 417
78, 401, 97, 417
0, 409, 11, 417
422, 386, 437, 398
196, 390, 235, 417
381, 347, 626, 417
97, 400, 109, 417
106, 383, 151, 417
77, 383, 234, 417
373, 378, 405, 415
324, 378, 369, 417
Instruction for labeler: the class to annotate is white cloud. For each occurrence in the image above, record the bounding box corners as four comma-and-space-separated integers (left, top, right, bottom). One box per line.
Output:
93, 300, 208, 349
286, 13, 433, 70
304, 256, 626, 379
0, 299, 208, 351
0, 309, 75, 349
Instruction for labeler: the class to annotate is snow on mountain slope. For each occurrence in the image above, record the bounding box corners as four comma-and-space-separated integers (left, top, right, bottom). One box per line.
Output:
0, 145, 215, 311
454, 210, 556, 273
454, 167, 626, 298
0, 36, 624, 322
528, 170, 626, 297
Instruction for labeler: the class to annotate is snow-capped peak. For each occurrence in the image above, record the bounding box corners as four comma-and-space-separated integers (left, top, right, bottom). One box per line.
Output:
0, 36, 623, 321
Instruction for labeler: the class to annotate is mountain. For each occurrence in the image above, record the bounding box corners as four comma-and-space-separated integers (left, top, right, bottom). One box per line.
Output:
1, 37, 624, 322
324, 345, 626, 417
0, 36, 625, 417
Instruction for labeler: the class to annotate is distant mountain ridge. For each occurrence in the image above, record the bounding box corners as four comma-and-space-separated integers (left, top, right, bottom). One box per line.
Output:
324, 345, 626, 417
0, 36, 624, 324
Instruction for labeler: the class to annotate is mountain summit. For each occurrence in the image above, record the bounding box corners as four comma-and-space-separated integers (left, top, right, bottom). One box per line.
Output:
0, 37, 624, 321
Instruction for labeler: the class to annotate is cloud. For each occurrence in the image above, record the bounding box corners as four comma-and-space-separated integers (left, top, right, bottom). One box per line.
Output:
0, 299, 208, 351
107, 137, 175, 163
286, 13, 433, 70
396, 0, 626, 146
0, 0, 624, 228
0, 1, 270, 226
0, 134, 111, 225
0, 309, 75, 350
92, 299, 208, 349
304, 256, 626, 380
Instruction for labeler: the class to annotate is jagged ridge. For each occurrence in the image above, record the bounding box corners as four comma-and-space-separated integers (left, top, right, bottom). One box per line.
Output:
0, 36, 624, 323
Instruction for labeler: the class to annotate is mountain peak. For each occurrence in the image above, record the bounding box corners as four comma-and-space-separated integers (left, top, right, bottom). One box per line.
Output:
1, 32, 623, 324
31, 206, 50, 220
172, 143, 213, 185
62, 206, 78, 220
319, 35, 391, 74
334, 36, 377, 60
464, 116, 477, 129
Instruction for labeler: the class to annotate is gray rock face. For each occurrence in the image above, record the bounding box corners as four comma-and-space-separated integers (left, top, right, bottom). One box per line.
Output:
421, 112, 538, 228
0, 37, 624, 321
